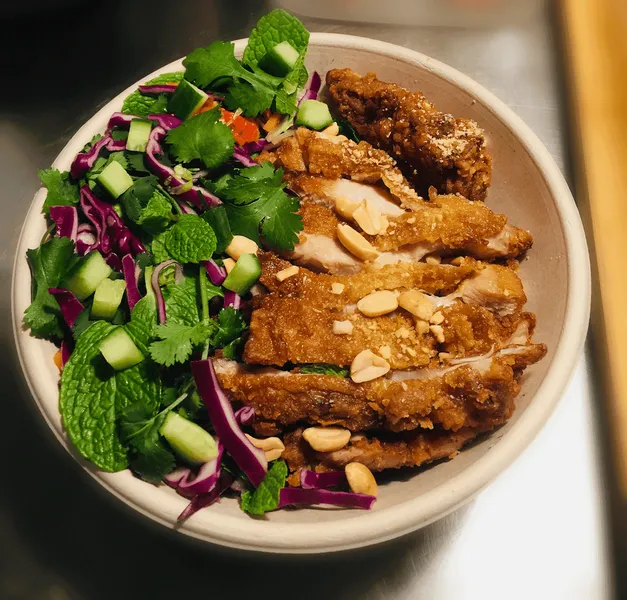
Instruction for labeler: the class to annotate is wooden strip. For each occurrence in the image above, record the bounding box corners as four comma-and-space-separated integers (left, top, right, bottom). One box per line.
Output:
561, 0, 627, 494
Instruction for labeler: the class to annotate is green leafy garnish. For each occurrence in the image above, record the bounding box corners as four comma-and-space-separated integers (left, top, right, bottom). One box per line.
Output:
23, 237, 81, 339
212, 307, 247, 348
150, 230, 172, 264
38, 168, 80, 215
166, 108, 234, 169
299, 364, 349, 377
221, 163, 302, 251
121, 176, 173, 233
85, 152, 128, 189
164, 214, 217, 264
241, 460, 288, 516
121, 72, 184, 117
149, 321, 212, 366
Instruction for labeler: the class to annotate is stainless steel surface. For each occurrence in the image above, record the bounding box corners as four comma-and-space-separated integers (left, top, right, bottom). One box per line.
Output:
0, 1, 612, 598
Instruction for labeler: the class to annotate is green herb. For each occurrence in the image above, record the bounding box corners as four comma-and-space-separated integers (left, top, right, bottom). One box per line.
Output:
149, 321, 213, 366
120, 176, 159, 222
23, 237, 81, 339
121, 176, 173, 233
150, 230, 172, 264
85, 152, 128, 189
221, 164, 302, 251
126, 152, 150, 175
121, 72, 184, 117
212, 307, 247, 347
338, 119, 360, 143
240, 460, 288, 515
183, 42, 278, 117
119, 390, 187, 483
164, 214, 217, 263
38, 168, 80, 215
166, 108, 234, 169
299, 364, 349, 377
137, 191, 174, 233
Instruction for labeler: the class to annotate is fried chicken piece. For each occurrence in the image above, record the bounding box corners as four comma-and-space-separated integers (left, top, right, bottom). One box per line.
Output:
283, 426, 481, 485
259, 127, 423, 209
217, 337, 546, 435
326, 68, 492, 202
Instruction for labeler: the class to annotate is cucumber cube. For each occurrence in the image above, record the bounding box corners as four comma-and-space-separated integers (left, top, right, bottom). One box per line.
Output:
99, 327, 144, 371
64, 252, 113, 301
260, 41, 300, 77
160, 412, 218, 465
91, 279, 127, 321
296, 100, 334, 131
126, 119, 153, 152
168, 79, 209, 120
97, 160, 134, 198
222, 253, 261, 295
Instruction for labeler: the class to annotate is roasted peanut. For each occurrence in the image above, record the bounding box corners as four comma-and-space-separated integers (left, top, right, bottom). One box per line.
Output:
351, 349, 391, 383
321, 122, 340, 136
225, 235, 259, 260
223, 258, 236, 274
245, 435, 285, 462
398, 289, 435, 320
345, 462, 378, 497
335, 197, 361, 220
302, 427, 351, 452
337, 223, 380, 261
353, 201, 383, 235
357, 290, 398, 317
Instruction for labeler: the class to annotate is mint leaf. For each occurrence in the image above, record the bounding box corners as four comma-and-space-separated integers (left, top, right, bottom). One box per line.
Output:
23, 237, 81, 339
39, 168, 80, 215
299, 364, 349, 377
183, 42, 278, 116
150, 230, 172, 264
120, 176, 159, 222
149, 321, 213, 366
166, 108, 234, 169
125, 296, 158, 354
240, 460, 288, 515
137, 191, 173, 234
243, 9, 310, 68
121, 72, 184, 117
164, 214, 217, 263
221, 163, 302, 250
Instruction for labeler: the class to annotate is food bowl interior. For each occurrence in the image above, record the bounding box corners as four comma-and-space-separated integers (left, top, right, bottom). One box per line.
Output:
12, 34, 582, 553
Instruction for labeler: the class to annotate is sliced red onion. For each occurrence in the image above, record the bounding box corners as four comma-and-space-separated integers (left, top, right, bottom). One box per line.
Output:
61, 338, 73, 366
122, 254, 141, 311
139, 83, 178, 94
48, 288, 84, 329
145, 126, 220, 209
234, 406, 255, 427
70, 134, 127, 179
191, 359, 268, 487
300, 470, 346, 490
151, 260, 183, 324
242, 140, 269, 154
164, 466, 190, 488
278, 488, 376, 510
233, 146, 257, 167
223, 291, 241, 310
175, 443, 224, 499
76, 223, 97, 255
298, 71, 322, 105
204, 259, 226, 285
147, 113, 182, 131
177, 473, 233, 522
49, 206, 78, 241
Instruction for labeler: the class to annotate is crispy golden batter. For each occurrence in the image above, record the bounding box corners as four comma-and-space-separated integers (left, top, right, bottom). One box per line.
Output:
217, 344, 546, 438
326, 68, 492, 202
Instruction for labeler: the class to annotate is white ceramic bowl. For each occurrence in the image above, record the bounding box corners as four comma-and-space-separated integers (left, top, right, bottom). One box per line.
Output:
11, 33, 590, 553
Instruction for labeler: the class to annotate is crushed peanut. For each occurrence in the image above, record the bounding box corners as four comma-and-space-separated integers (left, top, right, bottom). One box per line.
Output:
333, 320, 354, 335
430, 324, 446, 343
378, 345, 392, 359
430, 311, 445, 325
330, 282, 345, 295
275, 265, 299, 282
425, 255, 442, 265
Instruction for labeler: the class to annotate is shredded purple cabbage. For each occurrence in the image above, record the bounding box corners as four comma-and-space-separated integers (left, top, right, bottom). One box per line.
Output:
60, 338, 73, 367
151, 260, 183, 324
204, 259, 226, 285
300, 470, 346, 490
138, 84, 178, 95
49, 206, 78, 241
121, 254, 141, 311
177, 473, 233, 522
48, 288, 84, 329
232, 146, 257, 167
242, 140, 269, 154
234, 405, 255, 427
165, 443, 224, 499
223, 290, 241, 310
76, 223, 97, 255
192, 359, 267, 487
70, 135, 126, 179
298, 71, 321, 105
279, 487, 376, 510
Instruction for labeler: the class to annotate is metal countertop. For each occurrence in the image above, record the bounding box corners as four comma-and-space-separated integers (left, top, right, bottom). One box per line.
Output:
0, 1, 612, 598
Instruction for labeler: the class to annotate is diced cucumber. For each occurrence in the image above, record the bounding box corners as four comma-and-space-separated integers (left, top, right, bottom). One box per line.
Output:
222, 253, 261, 295
201, 206, 232, 253
296, 100, 334, 131
97, 160, 134, 198
168, 79, 208, 120
64, 252, 113, 301
91, 279, 127, 321
126, 119, 153, 152
159, 412, 218, 465
259, 41, 300, 77
99, 327, 144, 370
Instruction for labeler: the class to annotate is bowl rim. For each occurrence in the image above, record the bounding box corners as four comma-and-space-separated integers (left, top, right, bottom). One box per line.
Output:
11, 32, 591, 554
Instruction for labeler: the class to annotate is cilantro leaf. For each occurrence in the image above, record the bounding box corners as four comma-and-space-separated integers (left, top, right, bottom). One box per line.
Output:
243, 9, 310, 69
225, 80, 275, 118
183, 42, 278, 117
212, 307, 247, 347
299, 364, 349, 377
240, 460, 288, 515
85, 152, 127, 189
23, 237, 81, 339
149, 321, 213, 366
38, 168, 80, 215
221, 164, 302, 250
126, 152, 150, 175
121, 72, 184, 117
166, 108, 234, 169
164, 214, 217, 263
121, 177, 173, 233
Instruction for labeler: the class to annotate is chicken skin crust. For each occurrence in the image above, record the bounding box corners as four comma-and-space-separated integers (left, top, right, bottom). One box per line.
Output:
326, 68, 492, 202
